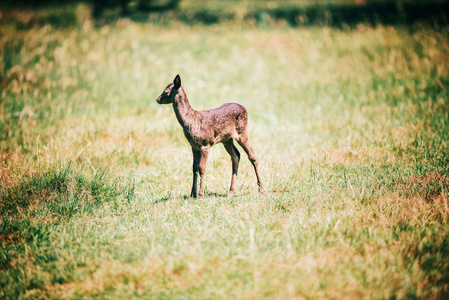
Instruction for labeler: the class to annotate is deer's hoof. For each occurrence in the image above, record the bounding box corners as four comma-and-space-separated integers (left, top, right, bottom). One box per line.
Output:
228, 190, 237, 197
259, 187, 265, 194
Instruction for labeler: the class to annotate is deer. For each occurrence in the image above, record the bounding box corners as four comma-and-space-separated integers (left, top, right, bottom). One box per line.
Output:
156, 74, 265, 198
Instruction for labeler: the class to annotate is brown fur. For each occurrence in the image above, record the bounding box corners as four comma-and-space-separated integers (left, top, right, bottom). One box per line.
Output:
156, 75, 264, 198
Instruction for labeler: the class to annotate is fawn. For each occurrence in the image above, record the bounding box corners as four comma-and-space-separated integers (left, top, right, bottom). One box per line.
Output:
156, 75, 265, 198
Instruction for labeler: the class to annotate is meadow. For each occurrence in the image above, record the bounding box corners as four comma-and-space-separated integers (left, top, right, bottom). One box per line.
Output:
1, 2, 449, 298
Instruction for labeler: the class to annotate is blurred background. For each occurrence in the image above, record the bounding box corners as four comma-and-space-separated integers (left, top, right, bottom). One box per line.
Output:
1, 0, 449, 27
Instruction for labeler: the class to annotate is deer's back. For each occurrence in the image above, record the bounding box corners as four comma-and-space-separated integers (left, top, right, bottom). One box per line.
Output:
205, 102, 246, 122
204, 103, 247, 130
187, 103, 248, 147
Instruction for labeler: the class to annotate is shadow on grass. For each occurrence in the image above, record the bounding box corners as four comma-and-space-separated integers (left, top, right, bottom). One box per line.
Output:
153, 192, 229, 204
204, 192, 229, 198
153, 194, 173, 204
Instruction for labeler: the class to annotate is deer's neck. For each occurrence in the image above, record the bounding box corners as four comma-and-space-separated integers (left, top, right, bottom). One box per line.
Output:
172, 87, 198, 130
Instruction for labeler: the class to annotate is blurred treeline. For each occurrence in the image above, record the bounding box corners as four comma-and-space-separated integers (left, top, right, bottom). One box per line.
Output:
0, 0, 448, 28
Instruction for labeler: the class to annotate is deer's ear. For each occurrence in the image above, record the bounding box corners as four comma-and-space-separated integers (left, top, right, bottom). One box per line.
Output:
173, 74, 181, 88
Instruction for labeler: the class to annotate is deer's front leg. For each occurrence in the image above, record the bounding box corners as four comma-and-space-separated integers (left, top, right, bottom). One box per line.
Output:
198, 146, 210, 199
191, 148, 201, 198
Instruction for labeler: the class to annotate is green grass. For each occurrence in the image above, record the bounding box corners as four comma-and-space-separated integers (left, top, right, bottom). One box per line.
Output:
1, 3, 449, 298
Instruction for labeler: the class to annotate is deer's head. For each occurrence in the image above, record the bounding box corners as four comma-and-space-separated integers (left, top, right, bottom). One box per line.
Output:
156, 74, 182, 104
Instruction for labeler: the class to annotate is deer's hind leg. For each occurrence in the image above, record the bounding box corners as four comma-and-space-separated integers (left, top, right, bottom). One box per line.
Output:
236, 135, 265, 194
223, 139, 240, 196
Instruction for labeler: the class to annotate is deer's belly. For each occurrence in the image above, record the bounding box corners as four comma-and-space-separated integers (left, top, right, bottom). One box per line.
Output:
184, 131, 234, 149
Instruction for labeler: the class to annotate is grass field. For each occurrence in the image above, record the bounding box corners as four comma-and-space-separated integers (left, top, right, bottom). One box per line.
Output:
1, 2, 449, 298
